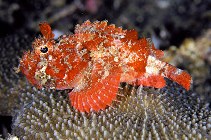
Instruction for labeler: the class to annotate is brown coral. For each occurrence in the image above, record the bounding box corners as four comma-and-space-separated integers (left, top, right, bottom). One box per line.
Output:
164, 29, 211, 101
12, 80, 211, 139
0, 31, 34, 116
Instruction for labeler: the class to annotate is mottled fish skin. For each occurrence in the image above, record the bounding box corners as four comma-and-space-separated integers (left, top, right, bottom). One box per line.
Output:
19, 20, 192, 113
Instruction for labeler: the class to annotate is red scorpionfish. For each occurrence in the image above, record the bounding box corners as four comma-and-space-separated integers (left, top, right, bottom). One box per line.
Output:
19, 20, 192, 113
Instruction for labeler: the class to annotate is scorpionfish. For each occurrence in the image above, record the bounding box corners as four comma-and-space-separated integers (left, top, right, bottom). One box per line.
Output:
19, 20, 192, 113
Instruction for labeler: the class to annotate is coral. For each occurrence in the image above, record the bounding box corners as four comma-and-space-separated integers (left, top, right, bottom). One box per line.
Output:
0, 30, 34, 116
0, 134, 18, 140
164, 29, 211, 101
12, 80, 211, 139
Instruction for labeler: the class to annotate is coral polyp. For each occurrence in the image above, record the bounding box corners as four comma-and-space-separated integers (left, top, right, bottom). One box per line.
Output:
12, 81, 211, 139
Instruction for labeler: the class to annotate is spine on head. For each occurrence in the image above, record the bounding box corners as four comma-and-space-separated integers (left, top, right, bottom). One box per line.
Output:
39, 22, 54, 39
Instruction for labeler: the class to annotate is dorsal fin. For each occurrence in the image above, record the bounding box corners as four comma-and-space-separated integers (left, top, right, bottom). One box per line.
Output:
39, 22, 54, 39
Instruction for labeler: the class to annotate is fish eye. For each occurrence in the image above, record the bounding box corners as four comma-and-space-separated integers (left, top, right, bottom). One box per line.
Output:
40, 46, 48, 53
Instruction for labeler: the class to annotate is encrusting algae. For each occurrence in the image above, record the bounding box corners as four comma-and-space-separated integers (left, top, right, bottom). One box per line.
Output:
18, 20, 192, 113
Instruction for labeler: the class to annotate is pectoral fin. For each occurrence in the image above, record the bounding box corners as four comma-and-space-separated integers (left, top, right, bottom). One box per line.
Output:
69, 73, 121, 113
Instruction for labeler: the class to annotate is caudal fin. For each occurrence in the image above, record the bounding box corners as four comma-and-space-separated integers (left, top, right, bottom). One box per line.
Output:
163, 63, 192, 90
145, 55, 192, 90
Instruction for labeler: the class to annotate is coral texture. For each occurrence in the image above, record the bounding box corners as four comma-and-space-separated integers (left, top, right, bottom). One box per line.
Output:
164, 29, 211, 101
12, 80, 211, 139
0, 31, 33, 116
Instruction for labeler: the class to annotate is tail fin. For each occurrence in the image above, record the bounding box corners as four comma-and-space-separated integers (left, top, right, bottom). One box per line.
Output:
146, 56, 192, 90
162, 63, 192, 90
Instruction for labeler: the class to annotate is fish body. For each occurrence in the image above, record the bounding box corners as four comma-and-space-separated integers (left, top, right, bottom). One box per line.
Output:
19, 21, 192, 112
